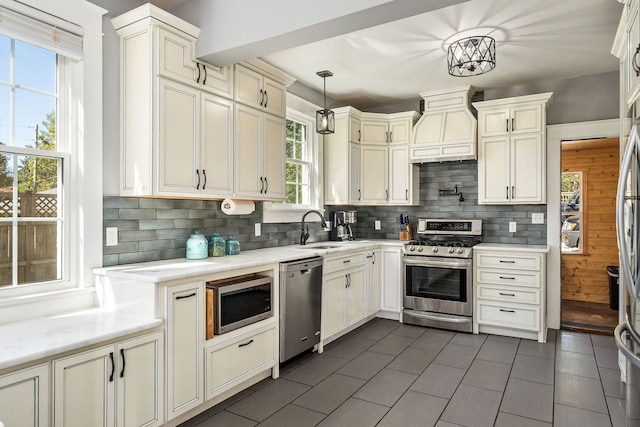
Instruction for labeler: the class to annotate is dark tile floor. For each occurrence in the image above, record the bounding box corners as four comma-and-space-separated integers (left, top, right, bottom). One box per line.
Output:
180, 319, 634, 427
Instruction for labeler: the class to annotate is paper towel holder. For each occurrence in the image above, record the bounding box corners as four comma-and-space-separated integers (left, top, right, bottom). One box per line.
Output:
221, 198, 256, 215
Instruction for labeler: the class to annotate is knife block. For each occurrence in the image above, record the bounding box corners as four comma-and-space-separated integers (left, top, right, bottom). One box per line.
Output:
399, 224, 411, 241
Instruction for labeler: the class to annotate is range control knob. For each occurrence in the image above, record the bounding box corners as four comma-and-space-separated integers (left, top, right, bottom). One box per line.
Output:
448, 246, 455, 254
417, 247, 424, 252
432, 246, 438, 253
457, 247, 464, 254
409, 246, 416, 252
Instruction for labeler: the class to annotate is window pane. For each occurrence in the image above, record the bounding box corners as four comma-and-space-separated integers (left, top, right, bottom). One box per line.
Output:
15, 40, 56, 93
16, 155, 60, 216
15, 90, 56, 149
0, 85, 8, 145
300, 183, 310, 205
0, 224, 12, 287
18, 220, 60, 285
0, 153, 15, 216
286, 138, 294, 158
285, 183, 296, 204
0, 36, 9, 83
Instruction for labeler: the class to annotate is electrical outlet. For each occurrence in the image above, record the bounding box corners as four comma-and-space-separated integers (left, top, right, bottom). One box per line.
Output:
255, 223, 261, 236
374, 220, 381, 230
509, 222, 517, 232
106, 227, 118, 246
532, 213, 544, 224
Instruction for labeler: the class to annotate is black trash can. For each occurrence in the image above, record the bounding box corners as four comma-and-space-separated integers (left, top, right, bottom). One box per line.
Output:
607, 266, 619, 311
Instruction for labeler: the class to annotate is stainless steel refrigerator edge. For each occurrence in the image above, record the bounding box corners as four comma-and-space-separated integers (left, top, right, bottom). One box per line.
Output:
615, 124, 640, 424
279, 257, 323, 363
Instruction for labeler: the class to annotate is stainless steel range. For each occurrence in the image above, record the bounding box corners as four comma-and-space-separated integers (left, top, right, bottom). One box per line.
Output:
402, 218, 482, 333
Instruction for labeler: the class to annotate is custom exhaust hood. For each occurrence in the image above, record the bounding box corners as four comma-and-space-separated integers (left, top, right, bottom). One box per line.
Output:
410, 86, 477, 163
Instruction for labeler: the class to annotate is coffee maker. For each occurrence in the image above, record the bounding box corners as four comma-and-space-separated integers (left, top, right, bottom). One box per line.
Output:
330, 211, 355, 241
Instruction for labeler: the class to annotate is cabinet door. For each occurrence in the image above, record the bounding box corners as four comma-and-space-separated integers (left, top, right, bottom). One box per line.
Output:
360, 145, 388, 203
361, 120, 389, 145
366, 250, 381, 316
381, 248, 401, 313
166, 282, 204, 420
263, 76, 287, 117
349, 115, 361, 143
234, 65, 263, 109
389, 144, 411, 204
157, 27, 197, 87
349, 142, 362, 204
116, 332, 164, 427
200, 64, 233, 99
54, 346, 114, 427
322, 272, 347, 339
478, 136, 510, 204
511, 134, 544, 203
389, 120, 411, 144
157, 78, 200, 195
347, 268, 366, 325
234, 104, 263, 198
324, 115, 350, 204
0, 364, 49, 427
478, 108, 509, 137
201, 93, 234, 196
263, 114, 286, 200
510, 104, 543, 134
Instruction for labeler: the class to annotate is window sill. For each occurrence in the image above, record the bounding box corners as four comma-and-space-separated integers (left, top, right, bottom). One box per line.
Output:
0, 287, 96, 325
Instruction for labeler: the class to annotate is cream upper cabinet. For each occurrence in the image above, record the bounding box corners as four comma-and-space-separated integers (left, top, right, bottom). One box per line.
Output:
323, 107, 363, 205
360, 145, 389, 203
200, 93, 235, 196
53, 331, 164, 427
0, 364, 49, 427
474, 93, 552, 205
361, 119, 389, 145
234, 105, 285, 200
389, 144, 415, 205
235, 64, 287, 117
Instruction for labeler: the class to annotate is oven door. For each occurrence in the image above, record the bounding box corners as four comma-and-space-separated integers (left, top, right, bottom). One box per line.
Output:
403, 255, 472, 316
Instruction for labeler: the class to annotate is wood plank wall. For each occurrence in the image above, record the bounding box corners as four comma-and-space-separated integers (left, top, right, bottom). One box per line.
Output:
561, 138, 619, 304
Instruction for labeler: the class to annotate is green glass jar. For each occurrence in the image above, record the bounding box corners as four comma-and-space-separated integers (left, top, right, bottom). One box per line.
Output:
225, 236, 240, 255
186, 230, 208, 260
208, 232, 225, 257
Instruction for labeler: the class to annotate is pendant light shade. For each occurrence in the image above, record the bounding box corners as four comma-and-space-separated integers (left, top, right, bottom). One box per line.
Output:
447, 36, 496, 77
316, 70, 335, 134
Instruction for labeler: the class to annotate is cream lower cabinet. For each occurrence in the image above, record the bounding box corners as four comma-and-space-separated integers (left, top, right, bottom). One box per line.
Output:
0, 364, 49, 427
473, 246, 547, 342
322, 251, 366, 341
234, 104, 285, 200
165, 281, 204, 420
380, 247, 402, 319
365, 249, 381, 316
205, 323, 277, 400
53, 331, 164, 427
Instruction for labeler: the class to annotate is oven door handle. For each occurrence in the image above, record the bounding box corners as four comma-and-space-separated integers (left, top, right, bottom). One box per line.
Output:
406, 311, 470, 324
403, 256, 471, 269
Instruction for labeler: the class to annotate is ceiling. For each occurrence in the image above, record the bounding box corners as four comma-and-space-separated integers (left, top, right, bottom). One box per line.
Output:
153, 0, 624, 111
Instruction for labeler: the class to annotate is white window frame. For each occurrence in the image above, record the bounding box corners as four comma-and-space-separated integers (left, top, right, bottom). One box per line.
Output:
0, 0, 104, 304
263, 93, 323, 223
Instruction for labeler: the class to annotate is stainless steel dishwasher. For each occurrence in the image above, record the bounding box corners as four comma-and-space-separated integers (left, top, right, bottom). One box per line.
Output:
279, 257, 323, 363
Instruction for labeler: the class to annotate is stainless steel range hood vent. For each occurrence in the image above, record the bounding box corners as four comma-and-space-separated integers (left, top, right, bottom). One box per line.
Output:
410, 86, 477, 163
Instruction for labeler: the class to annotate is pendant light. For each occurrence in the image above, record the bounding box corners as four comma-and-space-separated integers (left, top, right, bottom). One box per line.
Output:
316, 70, 335, 134
447, 36, 496, 77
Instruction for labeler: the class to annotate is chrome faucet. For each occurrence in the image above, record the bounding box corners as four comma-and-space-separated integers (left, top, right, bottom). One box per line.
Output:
300, 210, 328, 245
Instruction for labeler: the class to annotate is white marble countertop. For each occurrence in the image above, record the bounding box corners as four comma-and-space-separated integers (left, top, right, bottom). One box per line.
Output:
473, 243, 551, 253
0, 308, 162, 371
94, 239, 403, 283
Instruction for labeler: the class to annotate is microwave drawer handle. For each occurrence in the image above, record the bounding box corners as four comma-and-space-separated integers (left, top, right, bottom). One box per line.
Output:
176, 292, 196, 300
238, 339, 254, 348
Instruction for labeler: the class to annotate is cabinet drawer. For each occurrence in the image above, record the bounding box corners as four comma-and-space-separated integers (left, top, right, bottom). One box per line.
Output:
477, 284, 540, 304
324, 252, 366, 272
475, 269, 541, 288
476, 301, 539, 331
206, 327, 275, 396
475, 252, 542, 271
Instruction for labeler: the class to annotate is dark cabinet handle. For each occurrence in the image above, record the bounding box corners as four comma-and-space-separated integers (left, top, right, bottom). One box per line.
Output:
499, 292, 515, 296
202, 64, 207, 85
264, 177, 268, 193
202, 170, 207, 190
406, 189, 409, 201
260, 177, 264, 193
511, 118, 515, 132
239, 339, 254, 348
119, 349, 125, 378
506, 119, 509, 132
499, 309, 516, 313
259, 89, 264, 106
358, 189, 361, 201
343, 259, 351, 264
506, 186, 509, 199
358, 129, 361, 142
511, 186, 515, 199
499, 276, 516, 280
372, 252, 376, 264
499, 260, 516, 263
196, 63, 201, 84
634, 45, 640, 77
176, 292, 196, 300
196, 169, 201, 189
264, 90, 268, 108
109, 352, 115, 382
389, 131, 393, 143
385, 189, 389, 201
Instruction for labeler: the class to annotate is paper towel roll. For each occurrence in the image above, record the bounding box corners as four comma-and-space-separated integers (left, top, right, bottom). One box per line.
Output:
221, 199, 255, 215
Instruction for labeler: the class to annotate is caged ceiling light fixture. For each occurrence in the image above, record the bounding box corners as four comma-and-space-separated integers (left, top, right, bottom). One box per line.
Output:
447, 35, 496, 77
316, 70, 335, 134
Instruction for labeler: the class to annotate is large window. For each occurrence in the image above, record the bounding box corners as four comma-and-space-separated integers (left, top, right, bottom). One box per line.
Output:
284, 117, 311, 205
0, 34, 66, 288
